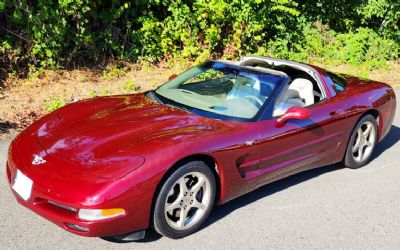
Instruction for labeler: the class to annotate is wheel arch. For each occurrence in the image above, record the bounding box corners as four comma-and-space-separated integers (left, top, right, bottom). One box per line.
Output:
342, 108, 380, 163
149, 154, 223, 229
362, 109, 382, 140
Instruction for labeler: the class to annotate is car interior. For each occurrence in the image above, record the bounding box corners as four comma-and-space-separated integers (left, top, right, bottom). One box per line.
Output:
173, 70, 280, 119
240, 60, 325, 116
157, 59, 326, 119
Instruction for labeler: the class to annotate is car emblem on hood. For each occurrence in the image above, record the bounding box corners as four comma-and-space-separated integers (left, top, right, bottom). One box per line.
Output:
32, 154, 46, 165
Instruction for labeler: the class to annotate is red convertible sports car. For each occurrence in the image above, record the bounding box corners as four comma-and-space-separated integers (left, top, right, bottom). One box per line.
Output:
6, 56, 396, 241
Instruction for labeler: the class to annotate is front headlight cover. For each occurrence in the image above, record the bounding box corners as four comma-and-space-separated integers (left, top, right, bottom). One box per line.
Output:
78, 208, 125, 221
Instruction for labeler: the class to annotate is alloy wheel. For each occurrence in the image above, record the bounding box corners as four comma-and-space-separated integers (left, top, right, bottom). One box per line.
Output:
164, 172, 212, 230
352, 121, 376, 162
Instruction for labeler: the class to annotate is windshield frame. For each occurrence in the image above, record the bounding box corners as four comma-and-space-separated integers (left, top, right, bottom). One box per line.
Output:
153, 61, 290, 122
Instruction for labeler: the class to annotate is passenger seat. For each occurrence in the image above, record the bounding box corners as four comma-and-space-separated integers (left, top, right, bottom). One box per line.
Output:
273, 78, 314, 116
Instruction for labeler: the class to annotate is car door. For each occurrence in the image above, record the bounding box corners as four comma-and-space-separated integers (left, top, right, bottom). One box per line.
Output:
256, 92, 352, 184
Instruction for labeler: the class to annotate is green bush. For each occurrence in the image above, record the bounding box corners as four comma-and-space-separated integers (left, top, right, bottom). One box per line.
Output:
268, 22, 400, 69
120, 80, 141, 92
137, 0, 300, 61
44, 96, 65, 112
0, 0, 399, 76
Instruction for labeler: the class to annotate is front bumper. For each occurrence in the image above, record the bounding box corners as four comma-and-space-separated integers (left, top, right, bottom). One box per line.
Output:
6, 130, 156, 238
7, 163, 129, 237
6, 161, 145, 238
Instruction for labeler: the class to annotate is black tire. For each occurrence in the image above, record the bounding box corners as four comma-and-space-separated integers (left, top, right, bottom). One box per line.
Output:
344, 114, 378, 169
153, 161, 216, 239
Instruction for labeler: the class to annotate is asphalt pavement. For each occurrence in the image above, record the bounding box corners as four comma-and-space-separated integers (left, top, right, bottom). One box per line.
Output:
1, 88, 399, 250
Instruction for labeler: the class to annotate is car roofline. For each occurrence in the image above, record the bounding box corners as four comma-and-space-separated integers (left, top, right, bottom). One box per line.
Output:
238, 55, 328, 99
212, 59, 289, 78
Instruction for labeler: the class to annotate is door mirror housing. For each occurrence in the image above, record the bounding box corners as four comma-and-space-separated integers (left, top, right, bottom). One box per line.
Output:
276, 106, 311, 127
168, 74, 178, 81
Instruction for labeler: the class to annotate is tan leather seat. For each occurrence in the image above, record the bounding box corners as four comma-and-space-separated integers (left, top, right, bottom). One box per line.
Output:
286, 78, 315, 106
273, 78, 315, 116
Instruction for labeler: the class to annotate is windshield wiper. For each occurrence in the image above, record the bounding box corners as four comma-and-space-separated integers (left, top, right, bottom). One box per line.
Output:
149, 90, 193, 114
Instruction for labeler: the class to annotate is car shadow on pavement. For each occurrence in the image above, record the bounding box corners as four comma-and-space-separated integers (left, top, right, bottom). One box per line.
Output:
370, 125, 400, 161
202, 163, 341, 232
102, 126, 400, 243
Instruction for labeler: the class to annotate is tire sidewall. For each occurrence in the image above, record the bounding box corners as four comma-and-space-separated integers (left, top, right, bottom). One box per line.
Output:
153, 161, 216, 239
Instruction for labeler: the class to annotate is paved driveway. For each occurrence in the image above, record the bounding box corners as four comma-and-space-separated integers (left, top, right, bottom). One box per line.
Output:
1, 89, 399, 250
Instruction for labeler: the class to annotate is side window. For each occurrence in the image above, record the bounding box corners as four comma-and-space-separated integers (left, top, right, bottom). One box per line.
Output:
273, 84, 292, 117
326, 72, 347, 94
273, 78, 315, 117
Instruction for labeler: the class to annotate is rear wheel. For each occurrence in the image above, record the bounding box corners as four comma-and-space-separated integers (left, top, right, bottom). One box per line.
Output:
153, 161, 216, 239
344, 114, 378, 169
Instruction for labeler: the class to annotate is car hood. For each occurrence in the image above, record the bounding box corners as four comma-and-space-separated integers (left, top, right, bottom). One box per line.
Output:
25, 93, 228, 180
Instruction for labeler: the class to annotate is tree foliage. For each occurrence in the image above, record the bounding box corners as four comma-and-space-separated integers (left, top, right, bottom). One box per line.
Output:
0, 0, 399, 76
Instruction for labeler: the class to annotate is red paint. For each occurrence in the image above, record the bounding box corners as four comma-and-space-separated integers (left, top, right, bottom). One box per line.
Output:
276, 106, 311, 127
168, 73, 178, 80
6, 63, 396, 238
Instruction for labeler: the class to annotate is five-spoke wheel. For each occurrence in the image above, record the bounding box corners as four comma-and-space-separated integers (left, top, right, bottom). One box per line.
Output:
345, 114, 378, 169
351, 120, 376, 162
164, 172, 212, 230
153, 161, 216, 239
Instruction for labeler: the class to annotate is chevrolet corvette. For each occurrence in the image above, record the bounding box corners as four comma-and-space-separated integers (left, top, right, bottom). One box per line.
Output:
6, 56, 396, 241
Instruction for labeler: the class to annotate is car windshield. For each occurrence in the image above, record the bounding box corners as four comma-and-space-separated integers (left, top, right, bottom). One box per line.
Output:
155, 61, 287, 120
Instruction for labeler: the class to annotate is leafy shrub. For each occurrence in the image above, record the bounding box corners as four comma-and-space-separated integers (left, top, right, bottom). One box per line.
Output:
102, 66, 127, 80
137, 0, 300, 61
88, 90, 97, 98
44, 96, 65, 112
0, 0, 399, 76
120, 80, 141, 92
268, 22, 400, 69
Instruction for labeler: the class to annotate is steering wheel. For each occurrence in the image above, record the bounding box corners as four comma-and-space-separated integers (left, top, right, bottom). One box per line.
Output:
244, 95, 263, 108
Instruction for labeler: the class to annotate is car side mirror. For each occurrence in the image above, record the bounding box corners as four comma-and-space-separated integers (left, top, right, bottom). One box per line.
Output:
168, 74, 178, 81
276, 106, 311, 127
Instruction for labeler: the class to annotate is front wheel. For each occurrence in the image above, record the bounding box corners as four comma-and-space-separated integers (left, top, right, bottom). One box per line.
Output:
153, 161, 216, 239
344, 114, 378, 169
